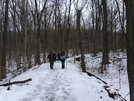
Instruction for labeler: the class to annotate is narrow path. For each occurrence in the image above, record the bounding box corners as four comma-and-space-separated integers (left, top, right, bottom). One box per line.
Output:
20, 63, 76, 101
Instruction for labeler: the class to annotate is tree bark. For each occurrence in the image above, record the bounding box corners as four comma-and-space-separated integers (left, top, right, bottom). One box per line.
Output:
0, 0, 9, 80
66, 0, 72, 56
77, 10, 86, 72
101, 0, 109, 73
124, 0, 134, 101
23, 0, 28, 72
11, 0, 21, 70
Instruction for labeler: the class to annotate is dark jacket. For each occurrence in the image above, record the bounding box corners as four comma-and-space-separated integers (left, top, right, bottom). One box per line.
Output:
47, 52, 56, 61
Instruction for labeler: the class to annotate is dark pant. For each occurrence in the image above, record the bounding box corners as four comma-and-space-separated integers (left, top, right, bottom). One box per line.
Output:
50, 61, 54, 69
61, 60, 65, 69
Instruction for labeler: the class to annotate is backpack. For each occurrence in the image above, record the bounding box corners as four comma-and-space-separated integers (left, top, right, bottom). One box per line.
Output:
60, 56, 66, 60
60, 51, 66, 60
49, 53, 54, 61
53, 53, 56, 61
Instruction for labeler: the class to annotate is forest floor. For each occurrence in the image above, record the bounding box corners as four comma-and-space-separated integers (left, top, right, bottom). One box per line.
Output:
0, 50, 129, 101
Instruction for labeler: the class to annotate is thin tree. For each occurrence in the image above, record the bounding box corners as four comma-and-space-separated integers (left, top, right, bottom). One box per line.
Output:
91, 0, 96, 56
74, 0, 87, 72
101, 0, 109, 73
10, 0, 21, 70
115, 0, 126, 51
0, 0, 9, 80
23, 0, 28, 72
66, 0, 72, 56
0, 1, 4, 80
77, 10, 86, 72
34, 0, 48, 65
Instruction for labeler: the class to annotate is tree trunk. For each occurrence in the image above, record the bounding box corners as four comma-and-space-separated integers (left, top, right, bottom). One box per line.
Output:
77, 10, 86, 72
0, 0, 9, 80
11, 0, 21, 70
35, 0, 41, 65
23, 0, 28, 72
124, 0, 134, 101
101, 0, 109, 73
66, 0, 71, 56
91, 0, 96, 56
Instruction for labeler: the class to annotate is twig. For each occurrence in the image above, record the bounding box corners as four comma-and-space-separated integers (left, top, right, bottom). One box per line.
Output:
0, 66, 16, 76
32, 64, 42, 70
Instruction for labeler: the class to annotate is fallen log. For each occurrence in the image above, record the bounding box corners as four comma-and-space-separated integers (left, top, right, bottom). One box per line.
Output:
0, 78, 32, 86
104, 86, 127, 101
86, 72, 127, 101
86, 72, 107, 84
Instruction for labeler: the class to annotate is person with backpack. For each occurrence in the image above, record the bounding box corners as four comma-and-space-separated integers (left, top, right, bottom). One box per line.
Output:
47, 51, 56, 69
57, 52, 61, 60
60, 51, 67, 69
53, 52, 56, 61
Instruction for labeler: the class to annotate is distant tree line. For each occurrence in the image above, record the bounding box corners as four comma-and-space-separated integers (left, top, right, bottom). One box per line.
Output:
0, 0, 126, 77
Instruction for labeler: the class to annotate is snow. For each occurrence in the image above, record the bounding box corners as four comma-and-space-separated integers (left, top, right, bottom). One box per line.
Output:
0, 51, 129, 101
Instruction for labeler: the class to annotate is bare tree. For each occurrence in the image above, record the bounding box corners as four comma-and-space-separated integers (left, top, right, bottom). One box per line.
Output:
124, 0, 134, 100
0, 1, 4, 80
0, 0, 9, 80
34, 0, 48, 65
91, 0, 96, 56
77, 10, 86, 72
115, 0, 126, 51
101, 0, 109, 73
10, 0, 22, 70
74, 0, 87, 72
23, 0, 28, 72
90, 0, 102, 56
65, 0, 72, 56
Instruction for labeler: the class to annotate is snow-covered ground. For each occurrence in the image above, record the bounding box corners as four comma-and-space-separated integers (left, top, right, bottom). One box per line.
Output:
0, 50, 129, 101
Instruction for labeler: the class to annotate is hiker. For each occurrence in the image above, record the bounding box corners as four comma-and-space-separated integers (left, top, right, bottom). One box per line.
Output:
60, 51, 67, 69
53, 52, 56, 61
47, 51, 56, 69
57, 52, 61, 60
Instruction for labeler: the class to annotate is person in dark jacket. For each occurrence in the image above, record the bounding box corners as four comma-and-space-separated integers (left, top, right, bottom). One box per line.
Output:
60, 51, 66, 69
47, 51, 56, 69
57, 52, 61, 60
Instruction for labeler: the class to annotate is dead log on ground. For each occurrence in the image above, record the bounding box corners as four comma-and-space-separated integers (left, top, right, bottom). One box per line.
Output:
0, 78, 32, 86
86, 72, 127, 101
86, 72, 107, 84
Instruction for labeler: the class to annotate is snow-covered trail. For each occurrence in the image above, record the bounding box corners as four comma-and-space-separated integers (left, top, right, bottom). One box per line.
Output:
20, 68, 73, 101
0, 60, 115, 101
